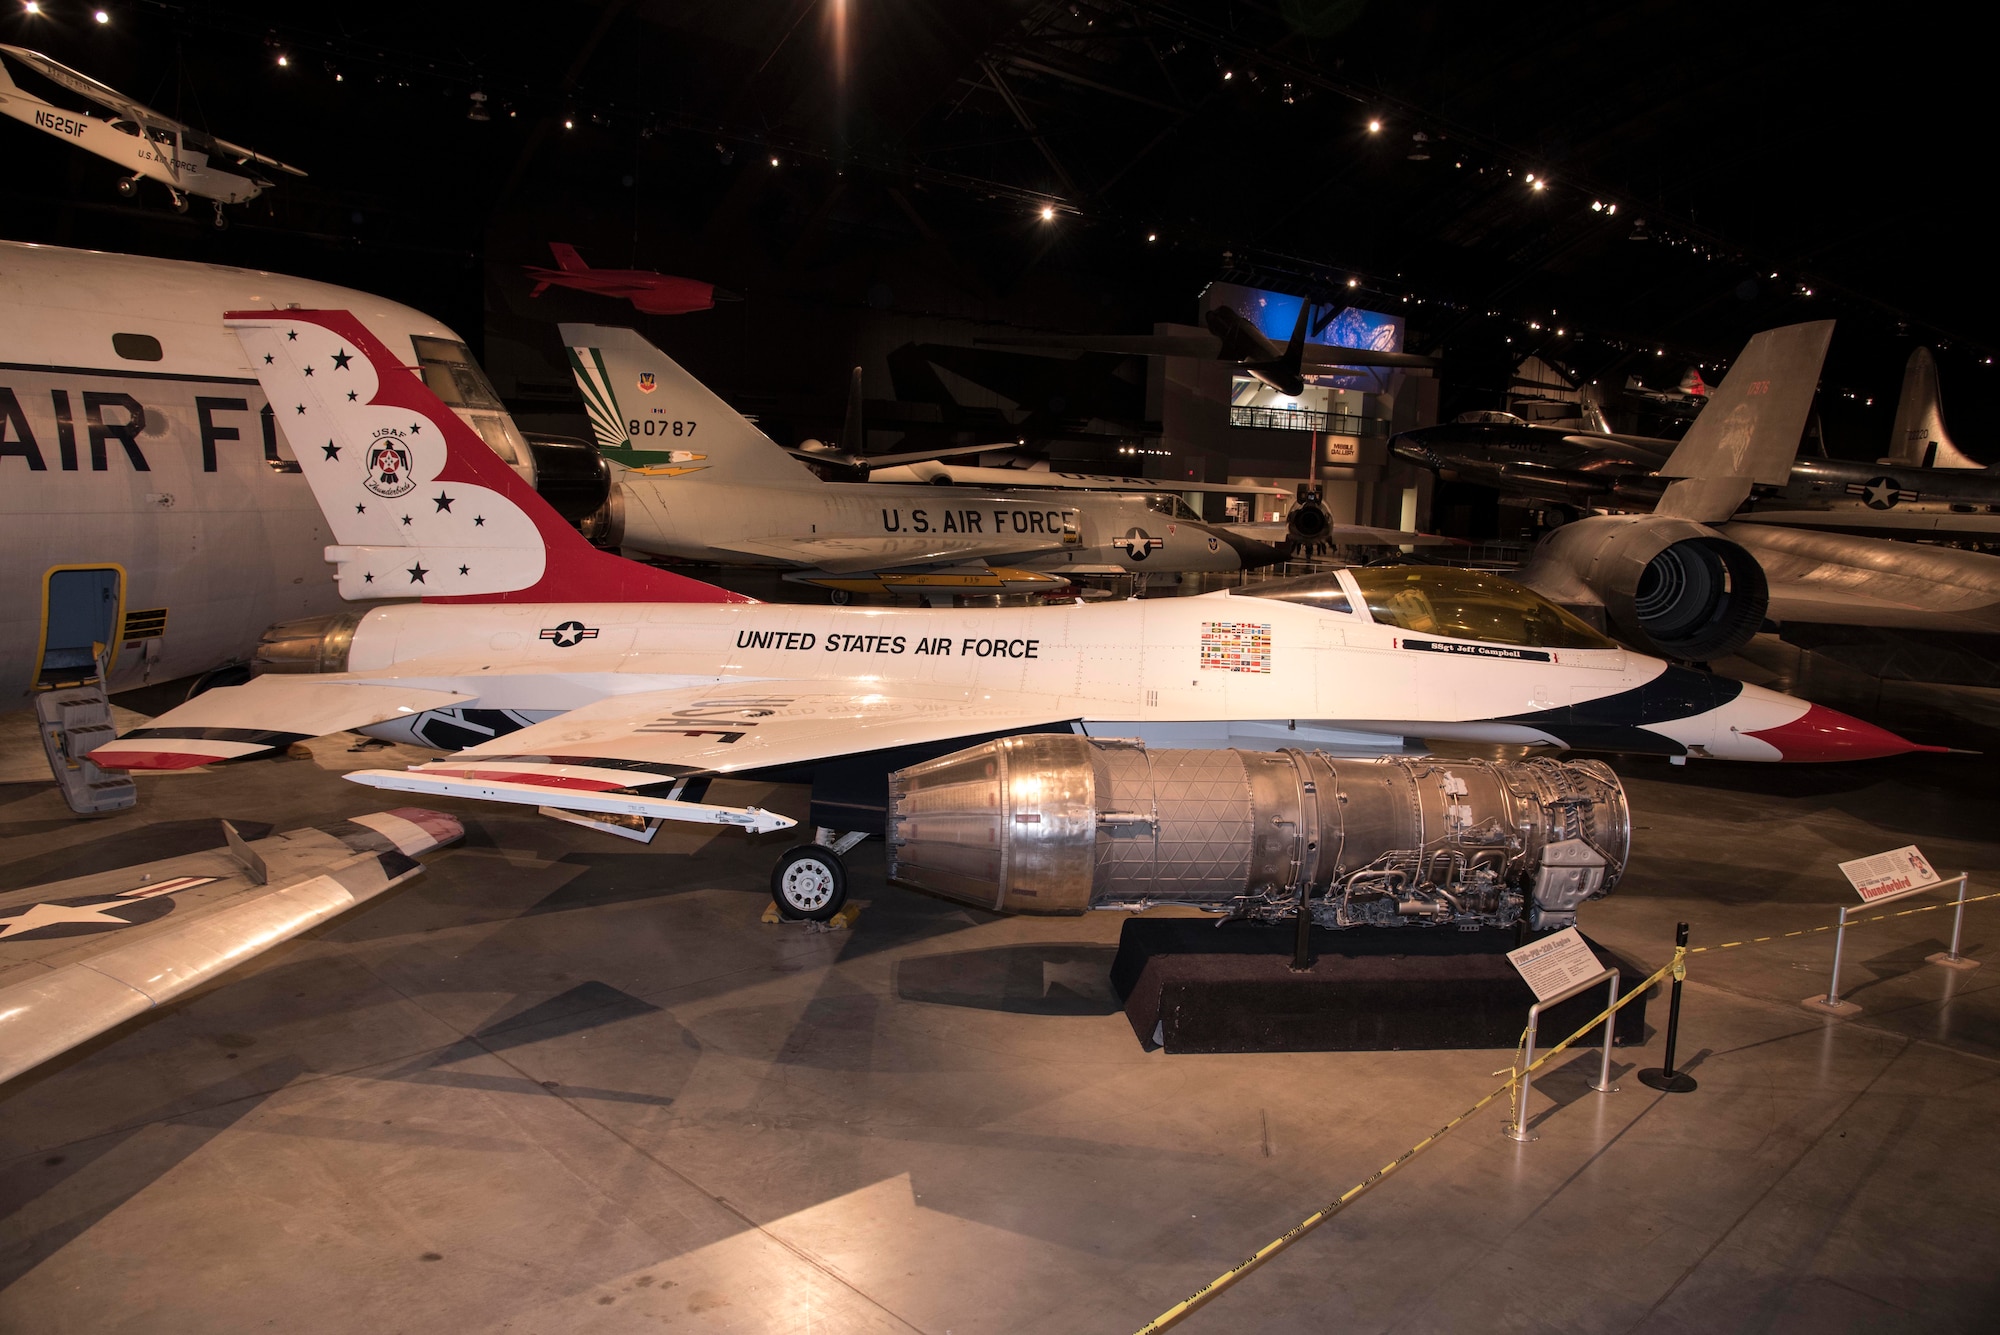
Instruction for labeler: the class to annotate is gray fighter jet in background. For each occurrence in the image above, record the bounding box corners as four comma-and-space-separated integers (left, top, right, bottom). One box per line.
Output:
1426, 325, 2000, 659
1395, 345, 1998, 540
564, 325, 1444, 601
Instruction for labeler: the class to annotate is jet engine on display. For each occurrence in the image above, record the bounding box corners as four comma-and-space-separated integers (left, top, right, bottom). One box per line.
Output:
888, 736, 1628, 932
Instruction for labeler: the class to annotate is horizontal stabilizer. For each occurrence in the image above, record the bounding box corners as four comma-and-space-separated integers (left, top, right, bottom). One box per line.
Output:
721, 532, 1069, 574
90, 676, 472, 770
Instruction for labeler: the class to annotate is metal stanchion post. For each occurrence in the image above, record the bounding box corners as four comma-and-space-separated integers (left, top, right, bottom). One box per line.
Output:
1639, 923, 1698, 1093
1505, 966, 1620, 1142
1587, 972, 1621, 1094
1927, 873, 1981, 972
1802, 903, 1864, 1017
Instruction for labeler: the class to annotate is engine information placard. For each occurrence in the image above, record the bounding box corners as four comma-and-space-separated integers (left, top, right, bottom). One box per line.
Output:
1837, 845, 1941, 902
1506, 927, 1604, 1004
1199, 621, 1272, 674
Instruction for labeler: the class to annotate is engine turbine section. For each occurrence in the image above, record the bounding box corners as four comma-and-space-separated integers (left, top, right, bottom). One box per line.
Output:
1514, 514, 1768, 661
886, 736, 1629, 931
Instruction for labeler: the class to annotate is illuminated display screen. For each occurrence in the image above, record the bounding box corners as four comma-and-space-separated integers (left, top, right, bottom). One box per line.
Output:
1202, 282, 1403, 390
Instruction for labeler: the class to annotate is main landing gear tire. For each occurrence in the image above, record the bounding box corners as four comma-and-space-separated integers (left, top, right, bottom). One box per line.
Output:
771, 845, 848, 921
829, 589, 851, 605
169, 191, 189, 215
116, 176, 140, 199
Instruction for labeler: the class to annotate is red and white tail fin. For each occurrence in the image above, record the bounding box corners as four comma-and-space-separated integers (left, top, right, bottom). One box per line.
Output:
225, 310, 748, 605
548, 242, 589, 272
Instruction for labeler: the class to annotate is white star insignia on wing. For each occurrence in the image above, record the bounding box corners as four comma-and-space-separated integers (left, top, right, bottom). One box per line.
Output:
0, 899, 139, 939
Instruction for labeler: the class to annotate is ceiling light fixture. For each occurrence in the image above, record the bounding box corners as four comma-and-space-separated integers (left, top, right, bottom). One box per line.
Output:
93, 7, 108, 21
1040, 205, 1055, 221
1367, 118, 1381, 133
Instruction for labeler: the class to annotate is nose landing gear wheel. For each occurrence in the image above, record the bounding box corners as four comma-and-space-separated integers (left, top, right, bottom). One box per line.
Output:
771, 845, 848, 921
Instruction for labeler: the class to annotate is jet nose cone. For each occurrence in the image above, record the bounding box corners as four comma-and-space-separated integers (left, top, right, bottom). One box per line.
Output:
1745, 702, 1948, 762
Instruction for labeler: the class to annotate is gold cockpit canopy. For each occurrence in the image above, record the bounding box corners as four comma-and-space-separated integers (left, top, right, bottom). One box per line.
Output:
1233, 566, 1617, 651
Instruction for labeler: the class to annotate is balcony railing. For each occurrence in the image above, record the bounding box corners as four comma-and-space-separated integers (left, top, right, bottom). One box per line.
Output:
1228, 406, 1387, 436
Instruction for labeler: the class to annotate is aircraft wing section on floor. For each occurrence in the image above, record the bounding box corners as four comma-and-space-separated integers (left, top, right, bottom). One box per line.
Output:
716, 534, 1070, 574
1725, 522, 2000, 634
91, 676, 475, 770
1221, 521, 1460, 547
0, 810, 461, 1084
348, 679, 1075, 827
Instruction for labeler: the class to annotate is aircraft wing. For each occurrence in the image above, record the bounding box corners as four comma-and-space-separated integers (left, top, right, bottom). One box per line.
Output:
786, 441, 999, 469
1724, 522, 2000, 634
347, 680, 1075, 825
976, 333, 1224, 359
866, 461, 1292, 495
975, 333, 1433, 369
209, 133, 307, 176
0, 43, 160, 127
1298, 347, 1437, 370
0, 809, 461, 1084
90, 675, 474, 770
1222, 521, 1462, 547
716, 533, 1069, 574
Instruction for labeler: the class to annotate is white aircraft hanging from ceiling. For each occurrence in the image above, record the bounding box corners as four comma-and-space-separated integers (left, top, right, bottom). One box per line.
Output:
0, 44, 305, 227
562, 324, 1442, 600
0, 240, 590, 812
87, 309, 1939, 912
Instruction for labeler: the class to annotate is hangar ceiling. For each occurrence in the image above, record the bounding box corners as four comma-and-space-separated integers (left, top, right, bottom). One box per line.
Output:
3, 0, 1991, 443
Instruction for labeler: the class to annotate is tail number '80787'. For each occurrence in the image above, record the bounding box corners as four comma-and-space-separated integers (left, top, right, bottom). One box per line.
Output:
629, 418, 697, 438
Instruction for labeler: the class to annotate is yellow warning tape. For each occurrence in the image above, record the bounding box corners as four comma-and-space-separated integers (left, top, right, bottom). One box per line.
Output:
1688, 888, 1998, 955
1132, 951, 1682, 1335
1134, 883, 1992, 1332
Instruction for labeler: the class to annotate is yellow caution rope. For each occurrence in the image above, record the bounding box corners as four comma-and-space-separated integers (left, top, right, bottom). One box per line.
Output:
1132, 950, 1681, 1335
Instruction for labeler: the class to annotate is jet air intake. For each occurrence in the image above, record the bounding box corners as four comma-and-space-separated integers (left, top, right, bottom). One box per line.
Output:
1516, 515, 1769, 662
887, 736, 1629, 932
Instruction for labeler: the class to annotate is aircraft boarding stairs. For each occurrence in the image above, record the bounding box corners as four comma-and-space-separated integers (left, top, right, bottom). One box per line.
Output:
35, 681, 137, 815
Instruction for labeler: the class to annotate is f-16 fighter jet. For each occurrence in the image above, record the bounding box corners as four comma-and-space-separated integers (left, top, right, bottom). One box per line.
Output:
0, 45, 304, 226
87, 311, 1936, 918
0, 809, 460, 1084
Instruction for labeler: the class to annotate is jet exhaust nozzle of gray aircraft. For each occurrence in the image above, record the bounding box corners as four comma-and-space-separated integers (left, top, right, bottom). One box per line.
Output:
886, 735, 1629, 932
1517, 516, 1769, 662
